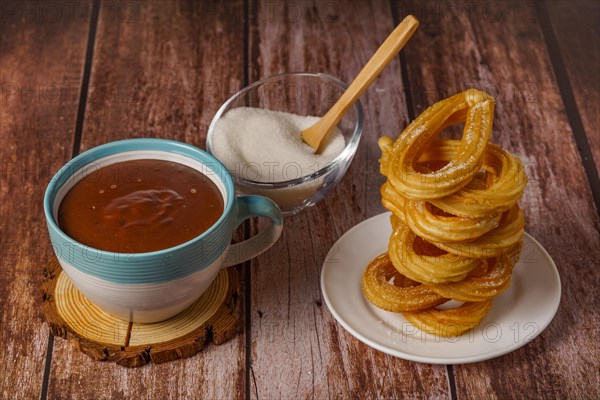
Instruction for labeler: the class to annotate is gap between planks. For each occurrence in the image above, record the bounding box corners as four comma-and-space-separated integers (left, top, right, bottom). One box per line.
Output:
39, 1, 101, 399
537, 1, 600, 215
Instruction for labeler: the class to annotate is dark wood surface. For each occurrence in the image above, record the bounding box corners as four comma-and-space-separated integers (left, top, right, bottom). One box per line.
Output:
0, 2, 89, 398
1, 1, 598, 399
546, 0, 600, 180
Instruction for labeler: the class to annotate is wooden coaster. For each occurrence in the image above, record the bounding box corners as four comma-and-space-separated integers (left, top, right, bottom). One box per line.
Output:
41, 258, 240, 367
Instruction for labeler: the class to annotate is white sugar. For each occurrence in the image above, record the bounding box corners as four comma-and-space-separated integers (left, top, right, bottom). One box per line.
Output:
211, 107, 345, 183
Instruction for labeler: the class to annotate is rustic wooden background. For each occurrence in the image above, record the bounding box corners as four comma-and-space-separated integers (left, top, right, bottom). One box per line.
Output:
1, 0, 598, 399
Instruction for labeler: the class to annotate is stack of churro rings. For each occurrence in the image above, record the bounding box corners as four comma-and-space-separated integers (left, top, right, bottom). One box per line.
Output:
362, 89, 527, 337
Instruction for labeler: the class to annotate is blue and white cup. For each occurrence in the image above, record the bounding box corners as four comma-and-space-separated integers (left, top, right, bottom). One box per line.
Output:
44, 138, 283, 323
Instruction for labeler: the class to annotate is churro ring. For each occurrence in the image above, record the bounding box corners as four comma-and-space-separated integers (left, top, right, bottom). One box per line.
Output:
433, 205, 525, 258
388, 221, 482, 284
403, 301, 493, 337
381, 181, 407, 223
383, 140, 527, 243
404, 200, 502, 243
427, 141, 528, 217
428, 243, 522, 302
362, 253, 446, 312
381, 89, 494, 200
364, 244, 521, 306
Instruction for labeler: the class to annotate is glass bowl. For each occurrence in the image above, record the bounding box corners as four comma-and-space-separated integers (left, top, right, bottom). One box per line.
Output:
206, 72, 364, 215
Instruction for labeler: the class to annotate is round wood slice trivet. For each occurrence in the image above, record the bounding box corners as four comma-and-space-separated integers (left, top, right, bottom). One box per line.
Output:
41, 257, 240, 367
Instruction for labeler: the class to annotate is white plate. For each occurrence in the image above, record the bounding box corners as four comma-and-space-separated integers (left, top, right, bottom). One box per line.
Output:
320, 212, 561, 364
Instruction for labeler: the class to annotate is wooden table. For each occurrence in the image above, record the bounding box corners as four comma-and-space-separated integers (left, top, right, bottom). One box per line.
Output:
2, 1, 599, 398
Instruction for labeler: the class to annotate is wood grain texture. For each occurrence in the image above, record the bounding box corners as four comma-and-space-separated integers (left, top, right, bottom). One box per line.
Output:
0, 1, 89, 398
42, 258, 239, 367
46, 1, 247, 398
396, 0, 600, 398
248, 1, 449, 398
545, 0, 600, 176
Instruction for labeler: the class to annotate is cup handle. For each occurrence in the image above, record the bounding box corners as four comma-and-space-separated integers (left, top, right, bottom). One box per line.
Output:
222, 195, 284, 268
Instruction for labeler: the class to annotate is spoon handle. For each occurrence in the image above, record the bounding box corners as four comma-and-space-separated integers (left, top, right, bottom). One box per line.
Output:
303, 15, 419, 151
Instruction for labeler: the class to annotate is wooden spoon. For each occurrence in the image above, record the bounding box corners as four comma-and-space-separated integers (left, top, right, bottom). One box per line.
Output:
301, 15, 419, 152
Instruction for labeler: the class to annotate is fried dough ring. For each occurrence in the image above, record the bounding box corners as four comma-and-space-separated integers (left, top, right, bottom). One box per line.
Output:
403, 301, 493, 337
388, 221, 482, 284
382, 89, 494, 200
405, 200, 502, 243
381, 181, 407, 223
363, 245, 520, 308
384, 191, 524, 259
362, 246, 522, 336
381, 138, 526, 246
428, 243, 522, 302
427, 141, 528, 218
362, 253, 446, 312
433, 205, 525, 258
382, 178, 503, 244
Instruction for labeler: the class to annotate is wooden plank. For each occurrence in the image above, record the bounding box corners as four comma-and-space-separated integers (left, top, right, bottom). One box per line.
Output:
545, 0, 600, 178
395, 1, 600, 398
248, 1, 450, 398
0, 1, 89, 398
46, 1, 247, 398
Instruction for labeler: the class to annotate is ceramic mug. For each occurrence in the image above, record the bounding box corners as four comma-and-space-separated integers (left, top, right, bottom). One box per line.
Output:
44, 138, 283, 323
